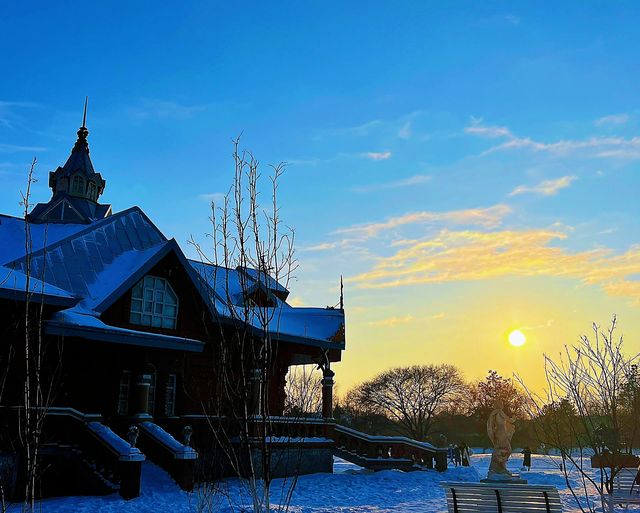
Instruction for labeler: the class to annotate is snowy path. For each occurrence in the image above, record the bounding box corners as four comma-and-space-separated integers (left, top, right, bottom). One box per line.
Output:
23, 453, 607, 513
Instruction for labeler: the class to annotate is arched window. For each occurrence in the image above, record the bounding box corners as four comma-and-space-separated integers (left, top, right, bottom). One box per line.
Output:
129, 275, 178, 329
87, 182, 97, 201
71, 175, 85, 196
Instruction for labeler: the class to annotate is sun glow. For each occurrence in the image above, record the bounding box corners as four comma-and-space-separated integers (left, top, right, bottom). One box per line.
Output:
508, 329, 526, 347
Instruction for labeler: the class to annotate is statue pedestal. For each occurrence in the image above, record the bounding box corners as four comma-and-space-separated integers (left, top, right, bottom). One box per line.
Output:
481, 475, 528, 485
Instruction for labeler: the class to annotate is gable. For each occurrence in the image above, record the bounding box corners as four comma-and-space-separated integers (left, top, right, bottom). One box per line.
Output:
40, 198, 87, 223
100, 251, 211, 341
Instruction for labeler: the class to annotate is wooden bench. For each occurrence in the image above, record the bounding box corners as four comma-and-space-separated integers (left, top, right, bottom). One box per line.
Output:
608, 468, 640, 512
441, 482, 562, 513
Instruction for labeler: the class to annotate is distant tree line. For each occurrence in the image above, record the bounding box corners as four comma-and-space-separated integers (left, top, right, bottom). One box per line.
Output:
333, 366, 534, 449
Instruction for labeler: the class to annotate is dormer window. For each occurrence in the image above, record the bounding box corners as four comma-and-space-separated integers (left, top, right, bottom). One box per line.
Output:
129, 276, 178, 329
87, 182, 97, 201
71, 175, 85, 196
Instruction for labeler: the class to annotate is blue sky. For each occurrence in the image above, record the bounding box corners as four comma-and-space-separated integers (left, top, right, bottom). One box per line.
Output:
2, 1, 640, 390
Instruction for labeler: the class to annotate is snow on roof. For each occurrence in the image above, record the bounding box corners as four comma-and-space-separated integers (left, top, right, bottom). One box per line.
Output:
189, 260, 246, 305
265, 306, 345, 348
5, 208, 166, 313
46, 308, 205, 352
0, 265, 78, 306
0, 206, 344, 352
0, 214, 87, 265
189, 260, 291, 306
240, 266, 289, 295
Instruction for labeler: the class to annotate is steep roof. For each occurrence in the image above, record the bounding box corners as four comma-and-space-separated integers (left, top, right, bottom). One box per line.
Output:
0, 214, 87, 264
189, 261, 291, 306
1, 205, 345, 352
0, 265, 78, 307
59, 125, 96, 178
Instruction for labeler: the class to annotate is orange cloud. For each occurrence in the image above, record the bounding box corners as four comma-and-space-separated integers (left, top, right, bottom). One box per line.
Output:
348, 228, 640, 301
335, 204, 511, 240
509, 176, 576, 197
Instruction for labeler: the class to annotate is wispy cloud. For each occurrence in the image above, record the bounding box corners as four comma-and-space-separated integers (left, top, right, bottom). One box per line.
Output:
301, 242, 338, 252
0, 101, 39, 129
334, 204, 511, 240
347, 227, 640, 303
504, 14, 521, 25
398, 120, 412, 139
465, 122, 511, 139
129, 99, 207, 120
0, 144, 46, 153
199, 192, 226, 203
466, 119, 640, 160
353, 174, 431, 193
363, 151, 392, 161
316, 110, 425, 142
594, 114, 629, 127
509, 176, 577, 197
317, 119, 383, 139
368, 315, 414, 327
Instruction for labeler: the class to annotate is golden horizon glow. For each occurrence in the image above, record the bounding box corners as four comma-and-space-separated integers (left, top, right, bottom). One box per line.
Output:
508, 329, 526, 347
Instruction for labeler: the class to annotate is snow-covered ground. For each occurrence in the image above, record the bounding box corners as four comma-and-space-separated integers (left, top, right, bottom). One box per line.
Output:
22, 453, 611, 513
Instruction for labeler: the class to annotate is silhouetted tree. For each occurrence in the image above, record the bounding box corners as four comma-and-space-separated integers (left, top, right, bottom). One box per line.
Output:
347, 364, 466, 440
467, 370, 529, 420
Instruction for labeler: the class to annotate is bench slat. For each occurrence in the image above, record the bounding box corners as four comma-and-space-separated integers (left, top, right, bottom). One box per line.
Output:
442, 482, 562, 513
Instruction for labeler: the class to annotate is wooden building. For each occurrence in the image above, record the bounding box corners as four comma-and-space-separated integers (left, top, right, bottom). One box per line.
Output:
0, 117, 445, 500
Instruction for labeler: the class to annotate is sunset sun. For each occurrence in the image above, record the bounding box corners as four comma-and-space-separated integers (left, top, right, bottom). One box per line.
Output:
508, 329, 526, 347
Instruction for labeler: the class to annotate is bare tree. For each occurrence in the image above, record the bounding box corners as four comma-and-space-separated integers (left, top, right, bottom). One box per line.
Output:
190, 138, 309, 513
19, 158, 45, 512
466, 370, 530, 420
518, 316, 640, 513
0, 159, 64, 512
347, 364, 466, 441
284, 365, 322, 417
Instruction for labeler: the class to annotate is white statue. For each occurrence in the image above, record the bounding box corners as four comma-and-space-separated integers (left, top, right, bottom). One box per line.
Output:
486, 399, 516, 480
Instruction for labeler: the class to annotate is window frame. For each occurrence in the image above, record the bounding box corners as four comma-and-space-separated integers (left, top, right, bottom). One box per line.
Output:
71, 175, 85, 196
129, 275, 179, 330
87, 181, 97, 201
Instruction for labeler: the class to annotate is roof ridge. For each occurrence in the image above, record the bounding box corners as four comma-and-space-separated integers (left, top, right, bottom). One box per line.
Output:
0, 213, 27, 222
4, 206, 167, 267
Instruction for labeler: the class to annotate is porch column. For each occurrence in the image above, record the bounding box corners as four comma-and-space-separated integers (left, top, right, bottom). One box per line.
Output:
249, 368, 262, 416
133, 373, 152, 419
322, 366, 335, 420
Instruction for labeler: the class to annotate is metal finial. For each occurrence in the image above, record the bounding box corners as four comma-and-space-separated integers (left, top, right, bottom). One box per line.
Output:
340, 275, 344, 310
82, 96, 88, 128
77, 97, 89, 141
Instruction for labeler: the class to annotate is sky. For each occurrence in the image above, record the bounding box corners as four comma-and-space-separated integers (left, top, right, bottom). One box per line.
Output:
2, 1, 640, 394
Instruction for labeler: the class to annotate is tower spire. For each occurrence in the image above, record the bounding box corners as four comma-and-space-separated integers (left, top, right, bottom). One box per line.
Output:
77, 96, 89, 142
82, 96, 88, 128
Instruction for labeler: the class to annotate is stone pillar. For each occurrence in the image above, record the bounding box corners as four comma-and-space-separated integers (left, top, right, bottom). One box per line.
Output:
322, 367, 335, 420
249, 368, 262, 416
119, 461, 142, 499
133, 373, 152, 419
